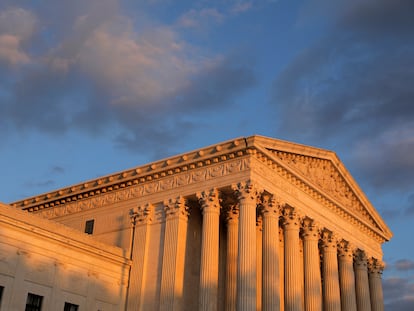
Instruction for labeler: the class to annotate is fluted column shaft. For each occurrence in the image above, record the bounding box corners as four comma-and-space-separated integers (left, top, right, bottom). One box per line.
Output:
233, 181, 261, 311
197, 189, 221, 311
283, 206, 303, 311
354, 250, 371, 311
321, 230, 341, 311
256, 215, 263, 311
368, 258, 384, 311
261, 195, 281, 311
160, 197, 189, 311
302, 218, 322, 311
225, 205, 239, 311
338, 241, 357, 311
128, 204, 153, 311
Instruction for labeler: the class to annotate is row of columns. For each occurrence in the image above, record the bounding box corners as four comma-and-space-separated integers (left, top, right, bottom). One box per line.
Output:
129, 181, 385, 311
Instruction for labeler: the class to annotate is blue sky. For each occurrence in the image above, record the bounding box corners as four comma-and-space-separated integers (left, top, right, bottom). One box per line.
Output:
1, 0, 413, 309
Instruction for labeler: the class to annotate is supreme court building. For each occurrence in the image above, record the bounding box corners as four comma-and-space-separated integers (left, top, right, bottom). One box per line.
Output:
1, 135, 391, 310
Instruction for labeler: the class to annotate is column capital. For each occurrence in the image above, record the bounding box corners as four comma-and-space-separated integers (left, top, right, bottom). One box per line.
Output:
130, 203, 153, 226
282, 205, 301, 230
197, 188, 221, 214
354, 249, 368, 269
224, 204, 239, 225
337, 240, 354, 262
231, 180, 262, 204
164, 196, 189, 219
301, 217, 320, 240
260, 194, 282, 217
321, 229, 338, 252
368, 258, 384, 276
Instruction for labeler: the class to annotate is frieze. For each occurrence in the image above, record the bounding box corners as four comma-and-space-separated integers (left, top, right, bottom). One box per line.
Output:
36, 158, 249, 219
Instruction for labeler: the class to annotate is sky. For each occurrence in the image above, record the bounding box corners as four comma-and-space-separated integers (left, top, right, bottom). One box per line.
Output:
0, 0, 413, 309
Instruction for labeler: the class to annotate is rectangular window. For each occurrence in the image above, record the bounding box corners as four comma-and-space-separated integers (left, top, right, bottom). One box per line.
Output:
84, 219, 94, 234
64, 302, 79, 311
0, 286, 4, 306
25, 293, 43, 311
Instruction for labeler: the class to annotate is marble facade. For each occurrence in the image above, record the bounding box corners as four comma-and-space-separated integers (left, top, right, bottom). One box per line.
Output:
5, 135, 392, 310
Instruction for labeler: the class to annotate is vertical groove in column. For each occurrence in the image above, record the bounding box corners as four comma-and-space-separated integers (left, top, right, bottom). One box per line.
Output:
368, 258, 385, 311
261, 195, 281, 311
159, 197, 189, 311
321, 230, 341, 311
354, 250, 372, 311
283, 206, 303, 311
232, 181, 261, 311
225, 205, 239, 311
302, 218, 322, 311
128, 204, 153, 311
197, 189, 221, 311
337, 241, 357, 311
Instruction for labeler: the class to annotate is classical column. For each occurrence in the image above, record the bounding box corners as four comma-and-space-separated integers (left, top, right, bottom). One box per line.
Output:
261, 195, 281, 311
321, 230, 341, 311
128, 204, 153, 311
159, 196, 190, 311
232, 181, 261, 311
368, 258, 385, 311
283, 205, 303, 311
354, 249, 371, 311
302, 218, 322, 311
197, 188, 221, 311
279, 227, 285, 311
337, 240, 357, 311
224, 204, 239, 311
256, 214, 263, 311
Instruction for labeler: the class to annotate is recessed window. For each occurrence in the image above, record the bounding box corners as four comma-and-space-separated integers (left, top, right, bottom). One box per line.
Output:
84, 219, 94, 234
64, 302, 79, 311
25, 293, 43, 311
0, 286, 4, 306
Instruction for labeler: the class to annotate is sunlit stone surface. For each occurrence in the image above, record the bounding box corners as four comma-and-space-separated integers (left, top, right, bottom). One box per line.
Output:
2, 135, 392, 310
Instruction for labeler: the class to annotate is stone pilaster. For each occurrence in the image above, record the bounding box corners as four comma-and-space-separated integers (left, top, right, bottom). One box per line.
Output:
197, 188, 221, 311
283, 205, 303, 311
337, 240, 357, 311
368, 258, 385, 311
128, 204, 153, 311
232, 180, 262, 311
321, 230, 341, 311
354, 249, 372, 311
301, 218, 321, 311
224, 204, 239, 311
261, 195, 281, 311
159, 196, 190, 311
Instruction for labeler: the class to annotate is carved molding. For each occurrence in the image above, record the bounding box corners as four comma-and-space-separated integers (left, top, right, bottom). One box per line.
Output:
36, 158, 249, 219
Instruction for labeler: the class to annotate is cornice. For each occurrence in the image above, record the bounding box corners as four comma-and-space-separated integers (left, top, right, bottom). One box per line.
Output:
11, 138, 248, 212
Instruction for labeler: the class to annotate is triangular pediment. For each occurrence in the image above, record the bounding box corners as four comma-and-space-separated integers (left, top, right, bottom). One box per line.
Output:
250, 136, 392, 241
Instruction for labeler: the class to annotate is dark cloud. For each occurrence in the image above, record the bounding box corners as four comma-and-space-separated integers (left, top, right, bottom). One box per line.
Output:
273, 0, 414, 192
383, 277, 414, 311
395, 259, 414, 272
24, 179, 55, 188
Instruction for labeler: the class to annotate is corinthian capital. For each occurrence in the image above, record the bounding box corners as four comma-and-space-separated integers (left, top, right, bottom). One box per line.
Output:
282, 205, 301, 229
130, 203, 153, 225
321, 229, 338, 251
301, 217, 320, 240
260, 194, 282, 216
196, 188, 221, 214
337, 240, 354, 261
354, 249, 368, 269
164, 196, 189, 219
231, 180, 262, 204
368, 257, 385, 275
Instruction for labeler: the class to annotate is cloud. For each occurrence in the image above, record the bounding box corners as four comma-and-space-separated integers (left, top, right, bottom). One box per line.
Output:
0, 7, 37, 66
272, 0, 414, 192
0, 3, 256, 157
395, 259, 414, 272
177, 8, 224, 29
384, 277, 414, 310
